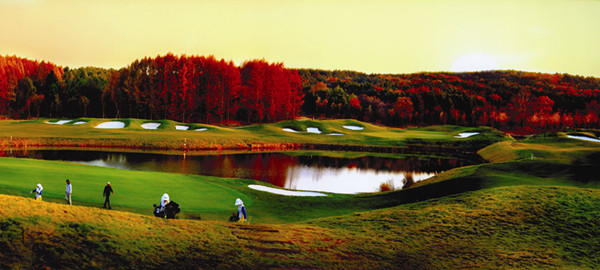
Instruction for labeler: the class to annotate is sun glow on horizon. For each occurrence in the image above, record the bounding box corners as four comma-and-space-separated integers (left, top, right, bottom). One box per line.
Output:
0, 1, 598, 77
451, 53, 500, 72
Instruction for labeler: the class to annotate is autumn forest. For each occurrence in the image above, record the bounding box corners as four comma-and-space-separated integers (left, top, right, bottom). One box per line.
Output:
1, 54, 599, 133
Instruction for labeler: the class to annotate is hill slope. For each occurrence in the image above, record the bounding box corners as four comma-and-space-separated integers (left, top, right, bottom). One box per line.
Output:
1, 122, 599, 268
2, 184, 600, 269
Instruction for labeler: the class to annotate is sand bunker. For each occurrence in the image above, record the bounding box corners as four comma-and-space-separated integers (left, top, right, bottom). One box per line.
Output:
248, 185, 327, 197
176, 125, 189, 130
455, 132, 479, 138
194, 128, 208, 131
95, 121, 125, 129
282, 128, 299, 133
141, 122, 161, 129
46, 120, 72, 125
343, 125, 364, 130
72, 121, 86, 125
307, 127, 322, 134
567, 135, 600, 143
328, 133, 344, 136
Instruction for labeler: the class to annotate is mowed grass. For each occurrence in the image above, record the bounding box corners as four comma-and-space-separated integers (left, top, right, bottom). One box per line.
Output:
0, 118, 510, 149
1, 121, 599, 269
403, 132, 600, 200
0, 157, 382, 224
306, 185, 600, 269
478, 133, 600, 164
0, 157, 249, 221
2, 185, 599, 269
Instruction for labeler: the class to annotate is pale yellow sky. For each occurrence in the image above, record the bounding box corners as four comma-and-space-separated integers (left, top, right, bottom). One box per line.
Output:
1, 0, 598, 77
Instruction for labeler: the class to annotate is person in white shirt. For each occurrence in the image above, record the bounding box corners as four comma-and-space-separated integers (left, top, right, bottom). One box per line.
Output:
30, 183, 43, 201
65, 179, 72, 205
235, 198, 247, 222
160, 193, 170, 213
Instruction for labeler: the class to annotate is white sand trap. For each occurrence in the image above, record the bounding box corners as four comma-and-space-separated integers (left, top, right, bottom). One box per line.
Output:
282, 128, 299, 133
248, 185, 327, 197
328, 133, 344, 136
343, 125, 364, 130
141, 122, 161, 129
307, 127, 322, 134
176, 125, 189, 130
72, 121, 86, 125
194, 128, 208, 131
95, 121, 125, 129
455, 132, 479, 138
567, 135, 600, 143
46, 120, 71, 125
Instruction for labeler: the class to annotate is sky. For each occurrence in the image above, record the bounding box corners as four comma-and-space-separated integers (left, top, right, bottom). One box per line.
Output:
1, 0, 599, 77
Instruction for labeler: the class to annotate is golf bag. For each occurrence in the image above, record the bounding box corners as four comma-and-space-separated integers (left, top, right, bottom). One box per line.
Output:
153, 201, 181, 219
228, 212, 239, 222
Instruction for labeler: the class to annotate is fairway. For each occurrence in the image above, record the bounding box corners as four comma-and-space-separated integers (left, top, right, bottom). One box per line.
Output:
0, 157, 368, 223
0, 118, 509, 151
0, 119, 599, 269
0, 158, 245, 217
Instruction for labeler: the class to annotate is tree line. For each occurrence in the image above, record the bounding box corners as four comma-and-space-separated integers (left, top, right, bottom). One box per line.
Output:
0, 54, 303, 124
1, 54, 599, 133
104, 54, 303, 124
0, 55, 64, 119
299, 69, 600, 133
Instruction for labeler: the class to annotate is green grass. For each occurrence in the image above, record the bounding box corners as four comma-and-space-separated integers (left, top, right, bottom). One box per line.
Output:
1, 132, 598, 223
0, 118, 511, 151
2, 185, 599, 269
0, 157, 327, 222
0, 120, 599, 269
306, 185, 600, 269
479, 132, 600, 164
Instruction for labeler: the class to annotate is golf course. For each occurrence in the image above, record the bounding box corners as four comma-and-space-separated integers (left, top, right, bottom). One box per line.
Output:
3, 0, 600, 268
0, 118, 599, 269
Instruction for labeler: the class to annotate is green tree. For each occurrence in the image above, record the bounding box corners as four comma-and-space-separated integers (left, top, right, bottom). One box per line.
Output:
326, 86, 350, 117
12, 77, 37, 118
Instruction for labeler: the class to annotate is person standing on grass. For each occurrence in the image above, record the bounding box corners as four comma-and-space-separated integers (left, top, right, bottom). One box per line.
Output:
30, 183, 43, 201
65, 179, 72, 205
103, 182, 113, 209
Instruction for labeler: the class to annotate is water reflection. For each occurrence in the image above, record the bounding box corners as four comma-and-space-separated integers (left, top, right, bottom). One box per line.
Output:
1, 149, 475, 193
286, 165, 435, 194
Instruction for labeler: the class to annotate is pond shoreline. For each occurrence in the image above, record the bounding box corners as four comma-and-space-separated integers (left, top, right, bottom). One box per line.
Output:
0, 137, 486, 162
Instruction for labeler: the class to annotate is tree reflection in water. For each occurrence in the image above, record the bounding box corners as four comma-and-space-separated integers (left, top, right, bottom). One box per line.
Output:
2, 150, 476, 193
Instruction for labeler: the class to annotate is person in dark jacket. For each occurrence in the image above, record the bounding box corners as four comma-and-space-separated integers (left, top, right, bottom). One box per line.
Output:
164, 200, 180, 219
103, 182, 113, 209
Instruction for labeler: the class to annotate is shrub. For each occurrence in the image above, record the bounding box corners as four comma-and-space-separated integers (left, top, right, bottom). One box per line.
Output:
402, 172, 414, 189
379, 179, 395, 192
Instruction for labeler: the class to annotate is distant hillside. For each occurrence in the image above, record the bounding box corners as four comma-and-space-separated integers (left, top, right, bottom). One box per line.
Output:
2, 54, 599, 132
298, 69, 600, 133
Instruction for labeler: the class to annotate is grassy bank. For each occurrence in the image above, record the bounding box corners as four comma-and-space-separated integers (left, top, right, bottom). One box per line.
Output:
0, 118, 509, 152
1, 121, 599, 268
2, 185, 599, 269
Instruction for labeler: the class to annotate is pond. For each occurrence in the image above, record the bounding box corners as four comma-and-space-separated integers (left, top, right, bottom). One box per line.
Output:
1, 149, 478, 194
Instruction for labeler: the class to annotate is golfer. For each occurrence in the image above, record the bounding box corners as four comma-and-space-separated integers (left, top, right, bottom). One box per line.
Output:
160, 193, 170, 213
31, 183, 43, 201
103, 182, 113, 209
65, 179, 72, 205
235, 198, 247, 222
